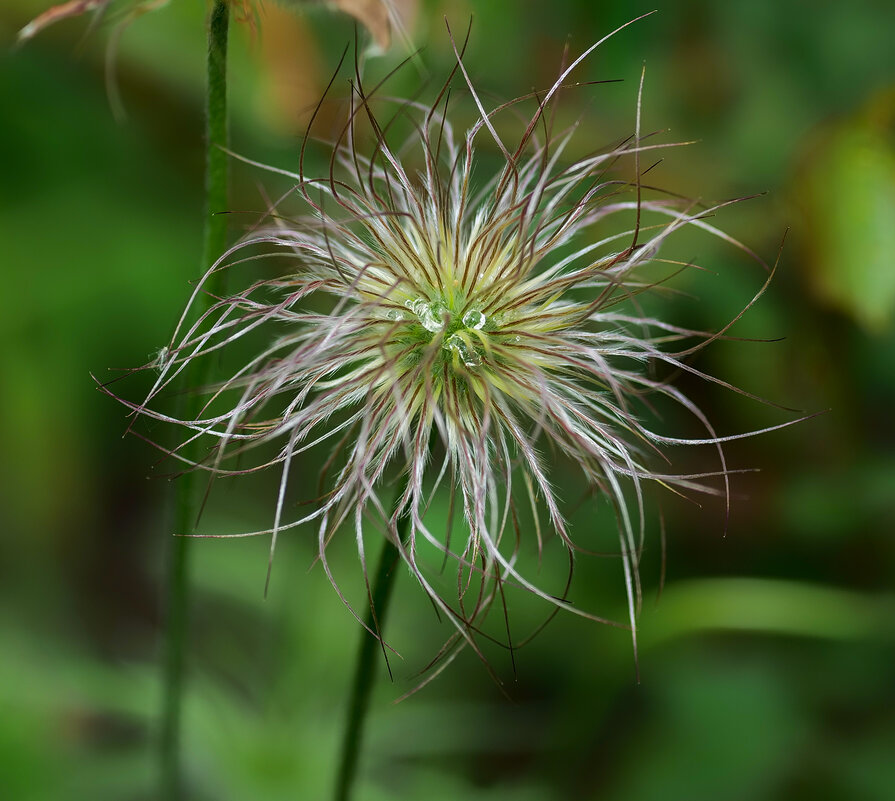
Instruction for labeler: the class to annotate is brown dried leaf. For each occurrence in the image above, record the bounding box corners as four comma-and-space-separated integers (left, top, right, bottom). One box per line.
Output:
257, 3, 323, 134
332, 0, 391, 51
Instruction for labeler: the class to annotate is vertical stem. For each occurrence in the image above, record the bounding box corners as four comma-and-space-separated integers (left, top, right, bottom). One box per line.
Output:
203, 0, 231, 274
334, 513, 410, 801
160, 3, 230, 799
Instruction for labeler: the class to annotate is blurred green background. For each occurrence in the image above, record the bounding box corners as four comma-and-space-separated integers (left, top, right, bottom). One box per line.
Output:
2, 1, 894, 799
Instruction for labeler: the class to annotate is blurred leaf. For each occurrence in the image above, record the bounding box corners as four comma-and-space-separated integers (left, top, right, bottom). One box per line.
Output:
642, 578, 895, 646
333, 0, 391, 50
16, 0, 109, 42
795, 90, 895, 332
255, 2, 322, 134
275, 0, 398, 51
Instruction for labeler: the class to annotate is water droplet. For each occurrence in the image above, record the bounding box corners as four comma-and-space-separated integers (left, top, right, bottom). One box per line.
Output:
445, 333, 481, 367
462, 309, 486, 330
406, 298, 445, 332
386, 308, 404, 321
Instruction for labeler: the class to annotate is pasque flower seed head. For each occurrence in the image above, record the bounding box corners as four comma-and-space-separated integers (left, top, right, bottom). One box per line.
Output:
111, 18, 800, 673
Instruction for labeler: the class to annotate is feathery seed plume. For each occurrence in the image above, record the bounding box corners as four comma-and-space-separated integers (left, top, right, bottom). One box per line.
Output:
109, 18, 795, 678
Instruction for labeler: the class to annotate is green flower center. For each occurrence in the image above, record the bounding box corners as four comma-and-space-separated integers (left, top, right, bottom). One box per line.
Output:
400, 297, 488, 368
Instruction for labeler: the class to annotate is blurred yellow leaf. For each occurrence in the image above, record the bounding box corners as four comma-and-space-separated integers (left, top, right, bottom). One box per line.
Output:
795, 90, 895, 332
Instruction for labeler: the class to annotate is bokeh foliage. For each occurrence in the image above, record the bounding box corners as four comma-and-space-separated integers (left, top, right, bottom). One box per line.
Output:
1, 1, 894, 799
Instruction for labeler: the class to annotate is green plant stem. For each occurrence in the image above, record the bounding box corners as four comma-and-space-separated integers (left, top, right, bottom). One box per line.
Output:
160, 3, 230, 799
334, 511, 410, 801
203, 0, 231, 273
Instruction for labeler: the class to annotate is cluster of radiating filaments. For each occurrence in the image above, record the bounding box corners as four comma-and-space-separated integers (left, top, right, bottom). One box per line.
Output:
113, 26, 790, 675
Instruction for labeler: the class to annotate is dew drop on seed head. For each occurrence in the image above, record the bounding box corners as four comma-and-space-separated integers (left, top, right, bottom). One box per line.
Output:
419, 305, 442, 332
462, 309, 486, 330
406, 298, 444, 332
445, 333, 481, 367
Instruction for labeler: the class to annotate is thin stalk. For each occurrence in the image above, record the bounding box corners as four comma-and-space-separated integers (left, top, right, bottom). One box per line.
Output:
334, 509, 411, 801
160, 3, 230, 799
